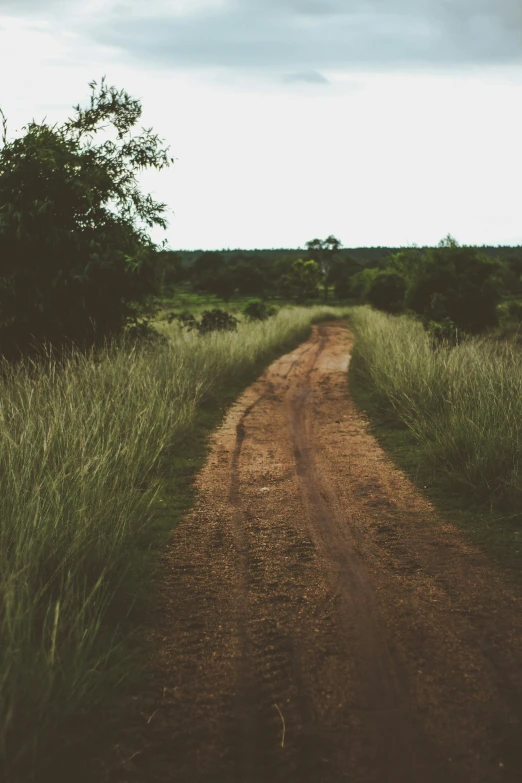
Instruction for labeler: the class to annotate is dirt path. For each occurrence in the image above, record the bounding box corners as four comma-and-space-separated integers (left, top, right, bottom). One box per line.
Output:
111, 323, 522, 783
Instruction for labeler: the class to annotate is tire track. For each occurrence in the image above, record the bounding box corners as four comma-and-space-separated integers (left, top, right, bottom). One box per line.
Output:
289, 328, 461, 782
108, 322, 522, 783
226, 336, 319, 783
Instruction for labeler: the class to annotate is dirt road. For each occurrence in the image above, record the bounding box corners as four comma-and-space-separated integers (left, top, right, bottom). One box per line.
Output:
112, 323, 522, 783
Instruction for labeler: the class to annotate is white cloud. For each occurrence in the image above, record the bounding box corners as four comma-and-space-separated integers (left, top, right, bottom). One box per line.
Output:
1, 5, 521, 249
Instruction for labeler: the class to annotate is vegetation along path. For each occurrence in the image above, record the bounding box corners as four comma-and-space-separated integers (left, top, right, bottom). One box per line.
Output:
112, 322, 522, 783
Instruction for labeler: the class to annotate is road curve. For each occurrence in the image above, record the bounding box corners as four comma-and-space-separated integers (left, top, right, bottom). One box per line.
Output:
110, 322, 522, 783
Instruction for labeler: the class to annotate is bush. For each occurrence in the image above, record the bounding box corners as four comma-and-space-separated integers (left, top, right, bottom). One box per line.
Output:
125, 317, 168, 347
175, 311, 198, 329
243, 299, 277, 321
198, 309, 239, 334
176, 308, 239, 335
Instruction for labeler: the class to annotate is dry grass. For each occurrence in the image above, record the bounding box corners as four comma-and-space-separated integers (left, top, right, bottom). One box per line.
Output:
0, 305, 347, 782
350, 306, 522, 510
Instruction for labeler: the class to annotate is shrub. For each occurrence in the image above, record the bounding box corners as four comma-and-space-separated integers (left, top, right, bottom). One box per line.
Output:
176, 308, 239, 335
125, 317, 168, 347
174, 311, 198, 329
243, 299, 277, 321
198, 309, 239, 334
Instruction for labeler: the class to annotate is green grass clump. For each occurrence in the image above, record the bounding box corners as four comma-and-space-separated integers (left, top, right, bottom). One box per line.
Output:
0, 305, 346, 782
349, 306, 522, 512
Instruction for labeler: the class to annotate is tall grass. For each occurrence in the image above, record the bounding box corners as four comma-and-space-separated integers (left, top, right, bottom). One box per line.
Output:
349, 306, 522, 511
0, 305, 344, 782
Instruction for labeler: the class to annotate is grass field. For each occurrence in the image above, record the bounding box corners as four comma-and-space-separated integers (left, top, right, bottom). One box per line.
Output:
0, 304, 348, 783
348, 306, 522, 574
150, 282, 348, 321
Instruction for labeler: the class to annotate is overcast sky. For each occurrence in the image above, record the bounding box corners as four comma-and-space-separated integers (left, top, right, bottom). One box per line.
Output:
1, 0, 521, 249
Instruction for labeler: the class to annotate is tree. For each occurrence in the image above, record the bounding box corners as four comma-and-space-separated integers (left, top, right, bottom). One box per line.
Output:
0, 77, 174, 360
501, 251, 522, 296
156, 250, 185, 294
365, 268, 407, 313
192, 251, 226, 283
204, 269, 236, 302
387, 246, 422, 278
330, 254, 362, 300
305, 235, 342, 301
333, 273, 353, 300
266, 253, 296, 296
405, 235, 503, 332
281, 258, 322, 303
343, 267, 378, 301
228, 258, 268, 297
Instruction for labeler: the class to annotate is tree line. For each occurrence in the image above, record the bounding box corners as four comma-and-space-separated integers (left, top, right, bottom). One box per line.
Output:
1, 78, 522, 362
159, 236, 522, 335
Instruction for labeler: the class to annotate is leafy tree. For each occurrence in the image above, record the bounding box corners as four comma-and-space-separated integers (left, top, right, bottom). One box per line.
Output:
331, 255, 362, 300
501, 252, 522, 296
190, 251, 259, 302
0, 77, 174, 360
156, 250, 185, 293
192, 251, 225, 283
344, 267, 378, 301
305, 235, 342, 301
281, 258, 322, 303
365, 268, 407, 313
387, 246, 422, 278
228, 257, 268, 297
405, 235, 503, 332
333, 274, 353, 300
266, 253, 295, 296
204, 269, 237, 302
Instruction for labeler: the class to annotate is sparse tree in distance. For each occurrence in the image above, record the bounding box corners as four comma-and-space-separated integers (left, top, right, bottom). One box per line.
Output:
305, 235, 342, 301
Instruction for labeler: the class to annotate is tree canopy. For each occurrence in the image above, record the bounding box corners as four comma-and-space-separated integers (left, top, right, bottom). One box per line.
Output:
305, 235, 342, 301
0, 77, 174, 359
405, 235, 503, 332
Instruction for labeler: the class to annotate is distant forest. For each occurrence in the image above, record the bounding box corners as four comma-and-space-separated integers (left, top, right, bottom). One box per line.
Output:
173, 245, 522, 272
156, 239, 522, 334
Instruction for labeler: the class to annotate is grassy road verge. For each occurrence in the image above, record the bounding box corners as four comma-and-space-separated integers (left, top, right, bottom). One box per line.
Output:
348, 306, 522, 578
0, 306, 348, 783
